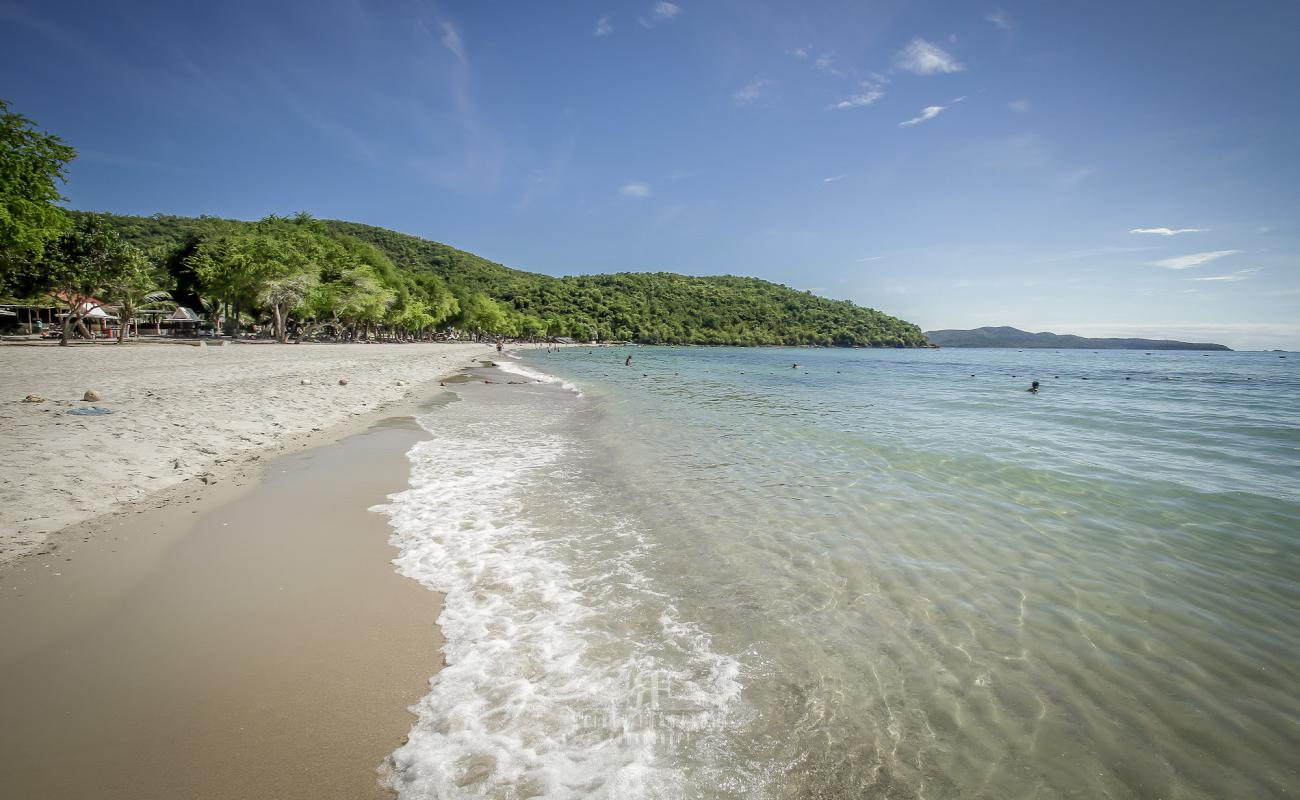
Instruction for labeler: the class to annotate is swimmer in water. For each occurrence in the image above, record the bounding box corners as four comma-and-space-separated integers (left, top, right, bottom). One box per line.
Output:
625, 354, 632, 366
1027, 380, 1040, 394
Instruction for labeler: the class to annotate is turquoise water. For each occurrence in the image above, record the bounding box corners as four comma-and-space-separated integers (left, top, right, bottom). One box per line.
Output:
385, 346, 1299, 799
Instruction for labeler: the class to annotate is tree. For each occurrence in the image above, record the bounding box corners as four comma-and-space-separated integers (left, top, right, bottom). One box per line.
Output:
0, 100, 76, 290
258, 271, 318, 342
457, 292, 508, 339
34, 216, 142, 345
104, 252, 169, 343
193, 220, 324, 342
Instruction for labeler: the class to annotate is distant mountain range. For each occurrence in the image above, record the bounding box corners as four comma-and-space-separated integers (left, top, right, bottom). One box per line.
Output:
924, 326, 1231, 351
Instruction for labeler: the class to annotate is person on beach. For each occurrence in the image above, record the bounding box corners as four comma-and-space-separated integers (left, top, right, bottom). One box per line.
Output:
496, 341, 504, 354
1027, 380, 1040, 394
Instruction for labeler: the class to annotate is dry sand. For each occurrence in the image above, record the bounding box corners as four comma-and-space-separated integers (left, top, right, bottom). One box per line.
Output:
0, 402, 450, 799
0, 340, 493, 563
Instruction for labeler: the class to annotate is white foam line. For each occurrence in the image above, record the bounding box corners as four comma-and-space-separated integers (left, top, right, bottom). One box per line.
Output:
495, 358, 584, 397
373, 396, 741, 797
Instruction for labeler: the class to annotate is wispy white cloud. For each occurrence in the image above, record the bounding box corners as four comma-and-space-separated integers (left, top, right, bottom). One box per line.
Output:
654, 2, 680, 20
895, 38, 964, 75
789, 46, 809, 59
1190, 268, 1260, 282
985, 9, 1013, 30
1152, 250, 1239, 269
899, 105, 945, 127
733, 78, 772, 107
1130, 227, 1206, 236
814, 52, 841, 75
439, 21, 466, 64
828, 87, 884, 110
823, 174, 847, 183
593, 16, 612, 36
639, 2, 680, 26
1008, 98, 1030, 113
620, 182, 651, 198
856, 255, 883, 262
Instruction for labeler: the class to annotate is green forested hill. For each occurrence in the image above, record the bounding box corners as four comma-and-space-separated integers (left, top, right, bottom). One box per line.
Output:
83, 211, 926, 346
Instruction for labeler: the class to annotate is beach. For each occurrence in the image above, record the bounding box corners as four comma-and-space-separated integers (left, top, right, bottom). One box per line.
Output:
0, 341, 493, 564
0, 341, 496, 798
2, 344, 1296, 798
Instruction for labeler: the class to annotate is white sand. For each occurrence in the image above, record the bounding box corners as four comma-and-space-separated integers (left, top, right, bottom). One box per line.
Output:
0, 341, 493, 562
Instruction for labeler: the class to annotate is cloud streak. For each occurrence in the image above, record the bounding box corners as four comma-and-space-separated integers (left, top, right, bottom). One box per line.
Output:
639, 2, 680, 26
1130, 227, 1206, 236
1190, 268, 1260, 282
733, 79, 772, 107
439, 22, 466, 64
829, 88, 884, 110
895, 39, 964, 75
985, 9, 1013, 30
1152, 250, 1239, 269
620, 182, 651, 198
593, 16, 612, 36
899, 105, 945, 127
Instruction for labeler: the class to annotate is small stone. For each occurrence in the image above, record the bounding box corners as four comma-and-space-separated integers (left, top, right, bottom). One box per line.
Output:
21, 395, 45, 403
338, 378, 349, 386
300, 379, 311, 385
83, 390, 101, 402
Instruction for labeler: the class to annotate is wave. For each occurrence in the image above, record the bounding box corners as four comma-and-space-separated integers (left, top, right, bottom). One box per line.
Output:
495, 357, 584, 397
374, 380, 742, 798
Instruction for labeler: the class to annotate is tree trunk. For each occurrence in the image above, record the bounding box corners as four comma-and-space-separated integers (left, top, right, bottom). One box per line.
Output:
273, 304, 286, 343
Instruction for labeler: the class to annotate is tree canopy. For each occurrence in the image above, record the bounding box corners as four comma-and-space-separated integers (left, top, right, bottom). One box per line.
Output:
0, 99, 77, 287
83, 211, 927, 347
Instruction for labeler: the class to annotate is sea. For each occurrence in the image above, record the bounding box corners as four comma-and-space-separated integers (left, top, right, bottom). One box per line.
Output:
375, 346, 1298, 799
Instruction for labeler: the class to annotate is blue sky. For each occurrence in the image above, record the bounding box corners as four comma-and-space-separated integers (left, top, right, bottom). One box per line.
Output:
3, 0, 1298, 348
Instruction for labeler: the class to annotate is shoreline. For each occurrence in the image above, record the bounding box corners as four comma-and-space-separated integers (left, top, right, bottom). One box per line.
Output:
0, 379, 475, 798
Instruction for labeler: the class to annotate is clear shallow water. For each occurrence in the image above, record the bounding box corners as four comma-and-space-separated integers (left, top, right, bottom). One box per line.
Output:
380, 347, 1299, 799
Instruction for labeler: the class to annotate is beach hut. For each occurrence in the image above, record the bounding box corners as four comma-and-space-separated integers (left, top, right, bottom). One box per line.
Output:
164, 306, 203, 337
58, 301, 119, 338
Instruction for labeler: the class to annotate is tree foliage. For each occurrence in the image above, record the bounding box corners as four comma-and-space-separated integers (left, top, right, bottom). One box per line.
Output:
79, 211, 927, 346
0, 99, 77, 288
30, 216, 143, 345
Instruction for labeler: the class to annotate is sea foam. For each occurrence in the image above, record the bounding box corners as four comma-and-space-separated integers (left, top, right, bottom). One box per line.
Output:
375, 369, 741, 798
496, 356, 584, 396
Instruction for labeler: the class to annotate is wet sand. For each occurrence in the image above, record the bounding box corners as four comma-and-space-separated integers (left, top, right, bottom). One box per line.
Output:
0, 407, 444, 799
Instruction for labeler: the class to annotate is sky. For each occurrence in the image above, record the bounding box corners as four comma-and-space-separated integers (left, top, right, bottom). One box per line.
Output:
3, 0, 1298, 349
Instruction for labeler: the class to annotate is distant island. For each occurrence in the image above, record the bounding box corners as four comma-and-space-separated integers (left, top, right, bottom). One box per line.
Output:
924, 326, 1231, 351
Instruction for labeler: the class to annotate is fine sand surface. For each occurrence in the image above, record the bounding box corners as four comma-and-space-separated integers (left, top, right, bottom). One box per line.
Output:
0, 340, 493, 563
0, 407, 447, 799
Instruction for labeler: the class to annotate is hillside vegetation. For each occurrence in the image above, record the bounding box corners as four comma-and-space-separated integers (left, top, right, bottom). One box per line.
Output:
87, 212, 927, 347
